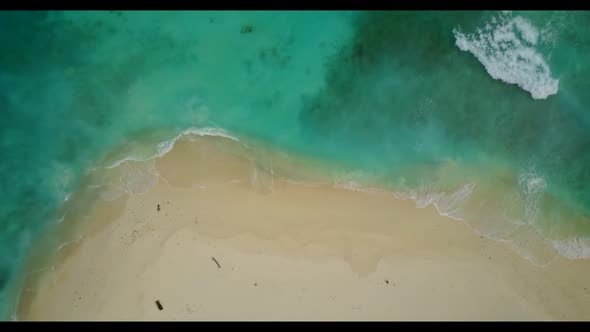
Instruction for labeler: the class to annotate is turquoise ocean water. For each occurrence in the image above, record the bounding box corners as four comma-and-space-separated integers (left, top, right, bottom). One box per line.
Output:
2, 11, 590, 318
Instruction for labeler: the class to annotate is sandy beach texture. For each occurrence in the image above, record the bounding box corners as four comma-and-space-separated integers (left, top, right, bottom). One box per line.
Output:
16, 135, 590, 320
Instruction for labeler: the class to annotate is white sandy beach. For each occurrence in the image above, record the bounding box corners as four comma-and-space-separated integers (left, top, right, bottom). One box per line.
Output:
16, 135, 590, 320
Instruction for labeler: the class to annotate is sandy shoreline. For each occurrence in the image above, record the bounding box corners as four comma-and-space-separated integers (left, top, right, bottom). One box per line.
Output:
15, 136, 590, 320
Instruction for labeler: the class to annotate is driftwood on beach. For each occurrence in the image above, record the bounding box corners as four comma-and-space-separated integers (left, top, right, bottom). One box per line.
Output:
211, 257, 221, 269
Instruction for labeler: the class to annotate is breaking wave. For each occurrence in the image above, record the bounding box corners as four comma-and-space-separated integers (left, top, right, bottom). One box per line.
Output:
453, 11, 559, 100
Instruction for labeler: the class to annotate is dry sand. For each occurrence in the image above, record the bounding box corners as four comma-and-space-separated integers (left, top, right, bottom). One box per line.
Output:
16, 136, 590, 320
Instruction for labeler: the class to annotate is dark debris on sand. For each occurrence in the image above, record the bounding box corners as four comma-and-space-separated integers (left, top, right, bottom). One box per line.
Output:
211, 256, 221, 269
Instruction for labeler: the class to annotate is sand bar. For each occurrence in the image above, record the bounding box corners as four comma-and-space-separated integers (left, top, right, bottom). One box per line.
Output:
16, 136, 590, 320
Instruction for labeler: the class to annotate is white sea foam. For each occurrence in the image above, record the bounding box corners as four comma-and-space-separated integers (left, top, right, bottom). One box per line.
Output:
334, 181, 365, 192
119, 161, 160, 195
550, 237, 590, 259
453, 11, 558, 100
434, 182, 477, 220
105, 155, 149, 170
331, 170, 392, 196
395, 181, 476, 221
99, 128, 240, 200
517, 168, 547, 224
513, 16, 539, 45
106, 127, 239, 169
56, 236, 83, 252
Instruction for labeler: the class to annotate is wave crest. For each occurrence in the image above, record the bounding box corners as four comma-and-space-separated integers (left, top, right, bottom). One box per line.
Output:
453, 11, 558, 100
106, 127, 239, 169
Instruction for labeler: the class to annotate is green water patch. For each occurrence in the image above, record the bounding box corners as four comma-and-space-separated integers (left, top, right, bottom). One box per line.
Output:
298, 11, 590, 222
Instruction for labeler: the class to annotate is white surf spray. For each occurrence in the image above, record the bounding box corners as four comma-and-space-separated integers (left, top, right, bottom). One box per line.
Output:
98, 127, 240, 201
453, 11, 559, 100
394, 181, 476, 221
105, 127, 239, 169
